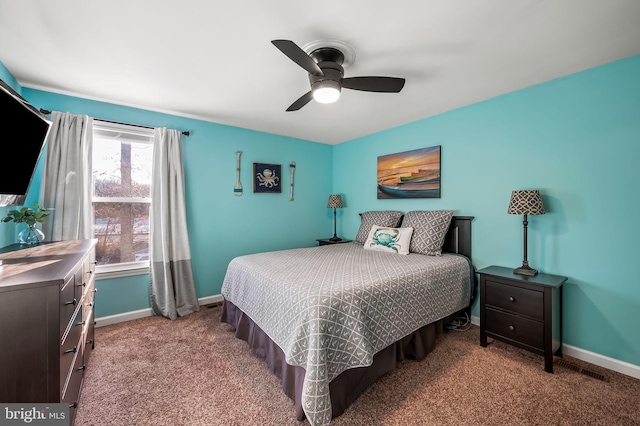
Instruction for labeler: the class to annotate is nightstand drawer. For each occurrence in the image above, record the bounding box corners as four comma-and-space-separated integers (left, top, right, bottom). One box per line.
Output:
484, 279, 543, 320
485, 308, 543, 350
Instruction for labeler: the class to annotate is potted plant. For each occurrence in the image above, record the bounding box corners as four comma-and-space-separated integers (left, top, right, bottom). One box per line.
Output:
2, 204, 50, 245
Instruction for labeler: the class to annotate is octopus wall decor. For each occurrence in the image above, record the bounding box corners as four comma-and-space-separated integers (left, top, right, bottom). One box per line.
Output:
253, 163, 282, 193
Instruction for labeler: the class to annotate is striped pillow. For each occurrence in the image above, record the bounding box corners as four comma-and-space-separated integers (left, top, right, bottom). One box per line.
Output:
402, 210, 454, 256
355, 211, 404, 244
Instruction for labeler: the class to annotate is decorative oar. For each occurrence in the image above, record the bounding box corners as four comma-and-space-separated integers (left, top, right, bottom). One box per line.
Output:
234, 151, 243, 196
289, 161, 296, 201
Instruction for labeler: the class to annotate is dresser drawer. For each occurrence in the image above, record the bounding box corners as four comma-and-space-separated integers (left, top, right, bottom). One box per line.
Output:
82, 279, 95, 320
83, 309, 95, 368
484, 279, 543, 320
84, 250, 96, 281
60, 309, 83, 394
60, 275, 78, 339
62, 339, 85, 426
485, 308, 543, 350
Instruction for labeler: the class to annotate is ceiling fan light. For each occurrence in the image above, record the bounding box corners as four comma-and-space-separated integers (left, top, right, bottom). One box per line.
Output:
312, 80, 341, 104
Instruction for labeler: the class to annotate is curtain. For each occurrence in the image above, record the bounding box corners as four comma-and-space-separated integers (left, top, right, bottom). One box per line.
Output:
40, 111, 93, 241
149, 127, 199, 320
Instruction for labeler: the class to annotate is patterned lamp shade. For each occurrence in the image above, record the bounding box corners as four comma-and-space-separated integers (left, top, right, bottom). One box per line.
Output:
327, 194, 343, 209
507, 190, 545, 215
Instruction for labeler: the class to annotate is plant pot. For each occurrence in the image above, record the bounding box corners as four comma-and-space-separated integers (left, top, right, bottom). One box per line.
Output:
19, 224, 45, 245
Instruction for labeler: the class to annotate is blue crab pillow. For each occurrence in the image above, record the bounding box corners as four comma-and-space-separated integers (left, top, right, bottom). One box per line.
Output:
363, 226, 414, 255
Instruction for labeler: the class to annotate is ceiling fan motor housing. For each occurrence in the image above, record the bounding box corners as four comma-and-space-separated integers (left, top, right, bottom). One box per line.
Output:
309, 65, 344, 86
308, 47, 345, 85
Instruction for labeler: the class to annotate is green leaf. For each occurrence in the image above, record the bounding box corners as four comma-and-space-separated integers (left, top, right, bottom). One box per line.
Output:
2, 204, 49, 225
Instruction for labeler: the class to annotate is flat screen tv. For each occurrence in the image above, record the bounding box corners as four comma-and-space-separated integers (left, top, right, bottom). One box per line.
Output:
0, 78, 52, 207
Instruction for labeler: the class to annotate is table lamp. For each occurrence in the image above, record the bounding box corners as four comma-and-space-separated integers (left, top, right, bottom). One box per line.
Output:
327, 194, 343, 241
507, 190, 545, 276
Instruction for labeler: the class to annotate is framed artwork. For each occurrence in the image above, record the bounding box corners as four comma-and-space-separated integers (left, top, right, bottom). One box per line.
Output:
377, 146, 441, 199
253, 163, 281, 193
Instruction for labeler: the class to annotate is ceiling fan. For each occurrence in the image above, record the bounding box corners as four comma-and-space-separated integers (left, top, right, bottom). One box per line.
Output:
271, 39, 406, 112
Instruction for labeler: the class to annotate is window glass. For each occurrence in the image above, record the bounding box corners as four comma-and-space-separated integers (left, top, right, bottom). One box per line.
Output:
92, 122, 154, 267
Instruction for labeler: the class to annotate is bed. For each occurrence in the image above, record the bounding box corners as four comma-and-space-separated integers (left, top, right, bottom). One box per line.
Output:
221, 213, 475, 426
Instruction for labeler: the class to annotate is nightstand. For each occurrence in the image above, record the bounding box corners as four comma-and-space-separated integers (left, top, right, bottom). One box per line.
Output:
478, 266, 567, 373
317, 238, 353, 246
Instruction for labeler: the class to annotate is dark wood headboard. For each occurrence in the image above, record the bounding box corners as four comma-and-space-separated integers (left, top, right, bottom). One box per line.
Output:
442, 216, 474, 260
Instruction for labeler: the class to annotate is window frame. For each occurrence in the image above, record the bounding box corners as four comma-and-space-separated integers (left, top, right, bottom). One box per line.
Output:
91, 120, 154, 279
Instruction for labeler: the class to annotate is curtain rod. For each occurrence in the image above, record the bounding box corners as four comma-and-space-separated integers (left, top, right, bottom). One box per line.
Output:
39, 109, 190, 136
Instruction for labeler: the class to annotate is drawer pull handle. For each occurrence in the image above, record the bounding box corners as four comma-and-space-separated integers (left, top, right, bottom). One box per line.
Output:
509, 296, 515, 302
64, 346, 77, 354
509, 325, 515, 331
64, 298, 77, 306
77, 365, 86, 371
86, 339, 93, 346
69, 402, 77, 409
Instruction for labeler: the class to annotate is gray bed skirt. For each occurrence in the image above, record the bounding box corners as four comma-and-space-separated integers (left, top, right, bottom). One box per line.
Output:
221, 299, 446, 421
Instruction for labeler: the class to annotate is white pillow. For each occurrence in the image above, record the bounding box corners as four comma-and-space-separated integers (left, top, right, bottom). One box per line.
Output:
363, 226, 414, 255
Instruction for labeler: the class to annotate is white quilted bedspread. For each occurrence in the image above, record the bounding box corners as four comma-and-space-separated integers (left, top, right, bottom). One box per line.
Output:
221, 242, 472, 426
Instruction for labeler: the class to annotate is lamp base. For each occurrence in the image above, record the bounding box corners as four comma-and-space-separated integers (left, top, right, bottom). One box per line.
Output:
329, 236, 342, 242
513, 265, 538, 276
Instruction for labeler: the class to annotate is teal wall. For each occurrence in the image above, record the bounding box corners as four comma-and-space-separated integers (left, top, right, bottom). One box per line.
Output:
2, 55, 638, 367
4, 85, 333, 318
333, 55, 640, 367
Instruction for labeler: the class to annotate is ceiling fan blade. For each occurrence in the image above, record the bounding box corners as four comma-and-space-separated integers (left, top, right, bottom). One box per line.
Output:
286, 91, 314, 112
342, 76, 406, 93
271, 40, 324, 77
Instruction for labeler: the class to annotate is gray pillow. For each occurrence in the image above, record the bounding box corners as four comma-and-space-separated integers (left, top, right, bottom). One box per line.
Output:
402, 210, 455, 256
355, 211, 404, 244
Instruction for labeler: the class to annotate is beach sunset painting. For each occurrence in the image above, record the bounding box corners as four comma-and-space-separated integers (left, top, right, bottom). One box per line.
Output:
377, 146, 441, 199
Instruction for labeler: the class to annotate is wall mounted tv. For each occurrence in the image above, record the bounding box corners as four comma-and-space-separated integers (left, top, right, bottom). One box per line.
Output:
0, 78, 52, 207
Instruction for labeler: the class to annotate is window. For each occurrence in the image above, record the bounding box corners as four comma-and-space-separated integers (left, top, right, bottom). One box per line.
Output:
92, 121, 154, 276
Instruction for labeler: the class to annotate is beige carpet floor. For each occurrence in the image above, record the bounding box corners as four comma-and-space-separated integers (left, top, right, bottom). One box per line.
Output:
74, 305, 640, 425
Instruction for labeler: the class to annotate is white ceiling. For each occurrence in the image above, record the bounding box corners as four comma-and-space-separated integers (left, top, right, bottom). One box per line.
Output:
1, 1, 639, 145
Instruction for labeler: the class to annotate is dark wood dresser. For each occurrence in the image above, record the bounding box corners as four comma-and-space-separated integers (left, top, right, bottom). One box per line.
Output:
478, 265, 567, 373
0, 239, 97, 424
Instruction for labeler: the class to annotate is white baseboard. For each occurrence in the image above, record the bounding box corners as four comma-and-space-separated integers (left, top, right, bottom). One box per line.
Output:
562, 344, 640, 379
198, 294, 225, 306
96, 307, 153, 327
470, 315, 639, 379
95, 294, 224, 328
